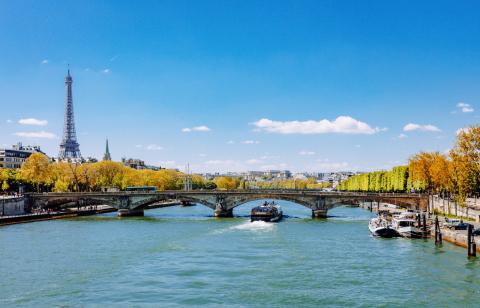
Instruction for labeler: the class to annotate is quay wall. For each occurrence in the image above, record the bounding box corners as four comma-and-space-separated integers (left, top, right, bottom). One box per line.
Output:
430, 196, 480, 222
0, 197, 26, 216
437, 227, 480, 252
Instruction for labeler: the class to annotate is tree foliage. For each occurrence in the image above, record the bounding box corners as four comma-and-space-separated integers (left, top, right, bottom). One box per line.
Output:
338, 125, 480, 204
5, 156, 193, 193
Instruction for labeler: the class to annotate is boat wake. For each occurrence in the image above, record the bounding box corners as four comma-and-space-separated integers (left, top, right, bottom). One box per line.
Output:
231, 220, 275, 231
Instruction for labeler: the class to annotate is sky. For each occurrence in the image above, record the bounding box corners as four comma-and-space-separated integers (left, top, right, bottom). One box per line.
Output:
0, 0, 479, 173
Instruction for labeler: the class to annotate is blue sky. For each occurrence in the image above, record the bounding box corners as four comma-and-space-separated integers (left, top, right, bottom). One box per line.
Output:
1, 0, 479, 173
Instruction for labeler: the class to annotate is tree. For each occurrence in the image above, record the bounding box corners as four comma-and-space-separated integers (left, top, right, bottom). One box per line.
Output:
204, 181, 217, 189
408, 152, 438, 192
214, 176, 239, 190
18, 153, 51, 192
1, 180, 9, 192
449, 126, 480, 203
78, 163, 98, 191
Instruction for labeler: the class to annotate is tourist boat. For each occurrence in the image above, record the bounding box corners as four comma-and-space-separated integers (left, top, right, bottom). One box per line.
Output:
368, 217, 399, 238
251, 201, 283, 222
391, 216, 424, 238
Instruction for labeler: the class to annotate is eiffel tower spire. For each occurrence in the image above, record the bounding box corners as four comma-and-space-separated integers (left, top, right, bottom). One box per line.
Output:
58, 68, 82, 160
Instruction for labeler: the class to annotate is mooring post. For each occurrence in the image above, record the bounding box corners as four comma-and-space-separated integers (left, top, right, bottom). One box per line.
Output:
468, 224, 476, 257
468, 224, 472, 256
417, 213, 421, 228
422, 214, 427, 232
472, 234, 477, 257
435, 216, 442, 245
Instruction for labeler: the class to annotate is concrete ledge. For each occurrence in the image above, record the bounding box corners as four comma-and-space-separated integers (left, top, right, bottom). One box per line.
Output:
214, 208, 233, 218
312, 209, 328, 218
438, 227, 480, 252
117, 208, 144, 217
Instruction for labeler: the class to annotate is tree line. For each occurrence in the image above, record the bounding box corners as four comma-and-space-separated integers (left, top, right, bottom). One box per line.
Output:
0, 153, 333, 193
0, 154, 217, 193
338, 126, 480, 204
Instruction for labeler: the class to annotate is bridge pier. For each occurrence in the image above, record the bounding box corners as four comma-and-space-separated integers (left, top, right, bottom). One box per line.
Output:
117, 208, 144, 217
214, 208, 233, 218
312, 209, 328, 219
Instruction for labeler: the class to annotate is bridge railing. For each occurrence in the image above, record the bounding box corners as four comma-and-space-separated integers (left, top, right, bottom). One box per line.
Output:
26, 190, 426, 199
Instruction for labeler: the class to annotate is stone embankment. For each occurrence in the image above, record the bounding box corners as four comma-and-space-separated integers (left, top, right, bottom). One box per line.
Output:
0, 199, 181, 226
438, 226, 480, 251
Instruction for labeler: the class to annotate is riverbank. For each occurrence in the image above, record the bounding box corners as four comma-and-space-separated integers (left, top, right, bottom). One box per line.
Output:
0, 200, 181, 226
360, 201, 480, 253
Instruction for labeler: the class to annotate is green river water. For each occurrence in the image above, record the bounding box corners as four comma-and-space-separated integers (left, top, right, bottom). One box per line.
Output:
1, 201, 480, 307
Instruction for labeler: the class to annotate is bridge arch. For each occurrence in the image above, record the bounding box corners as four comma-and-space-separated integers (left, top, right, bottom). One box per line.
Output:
227, 196, 314, 210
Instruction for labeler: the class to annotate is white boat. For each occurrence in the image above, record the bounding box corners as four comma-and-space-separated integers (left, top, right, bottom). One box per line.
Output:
368, 217, 399, 238
391, 217, 424, 238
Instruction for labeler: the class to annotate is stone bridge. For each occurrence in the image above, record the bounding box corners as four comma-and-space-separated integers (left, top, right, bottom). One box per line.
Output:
25, 190, 428, 218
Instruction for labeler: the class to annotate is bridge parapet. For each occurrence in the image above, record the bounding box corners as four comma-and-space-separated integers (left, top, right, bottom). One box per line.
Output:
26, 190, 428, 218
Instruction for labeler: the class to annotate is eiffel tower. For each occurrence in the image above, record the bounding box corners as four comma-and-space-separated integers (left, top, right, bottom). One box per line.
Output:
58, 69, 82, 160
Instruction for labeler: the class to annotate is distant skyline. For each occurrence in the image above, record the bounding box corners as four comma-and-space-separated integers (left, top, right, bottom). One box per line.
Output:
1, 1, 479, 173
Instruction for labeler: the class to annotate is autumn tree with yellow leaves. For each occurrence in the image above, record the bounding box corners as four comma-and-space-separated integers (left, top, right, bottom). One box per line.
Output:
18, 153, 51, 192
339, 125, 480, 204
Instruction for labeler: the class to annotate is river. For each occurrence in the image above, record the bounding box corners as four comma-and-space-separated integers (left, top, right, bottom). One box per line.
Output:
1, 201, 480, 307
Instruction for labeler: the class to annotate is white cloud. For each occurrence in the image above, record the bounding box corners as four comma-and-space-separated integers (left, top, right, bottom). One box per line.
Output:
226, 140, 235, 144
102, 68, 110, 74
18, 118, 48, 126
146, 144, 163, 151
199, 153, 207, 157
182, 125, 211, 133
242, 140, 260, 144
403, 123, 441, 132
135, 144, 142, 148
299, 150, 315, 156
246, 159, 263, 164
41, 59, 49, 64
398, 133, 408, 139
14, 131, 56, 139
6, 119, 13, 124
355, 144, 361, 148
192, 125, 210, 132
253, 116, 381, 135
457, 102, 474, 113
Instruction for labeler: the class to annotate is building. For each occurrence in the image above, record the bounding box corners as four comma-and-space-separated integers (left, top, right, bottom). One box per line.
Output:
122, 158, 145, 169
122, 158, 161, 171
0, 143, 44, 169
103, 139, 111, 161
244, 171, 264, 181
58, 69, 82, 161
263, 170, 292, 180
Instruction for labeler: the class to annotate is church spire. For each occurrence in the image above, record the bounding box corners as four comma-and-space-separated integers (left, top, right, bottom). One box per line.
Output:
103, 138, 111, 161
